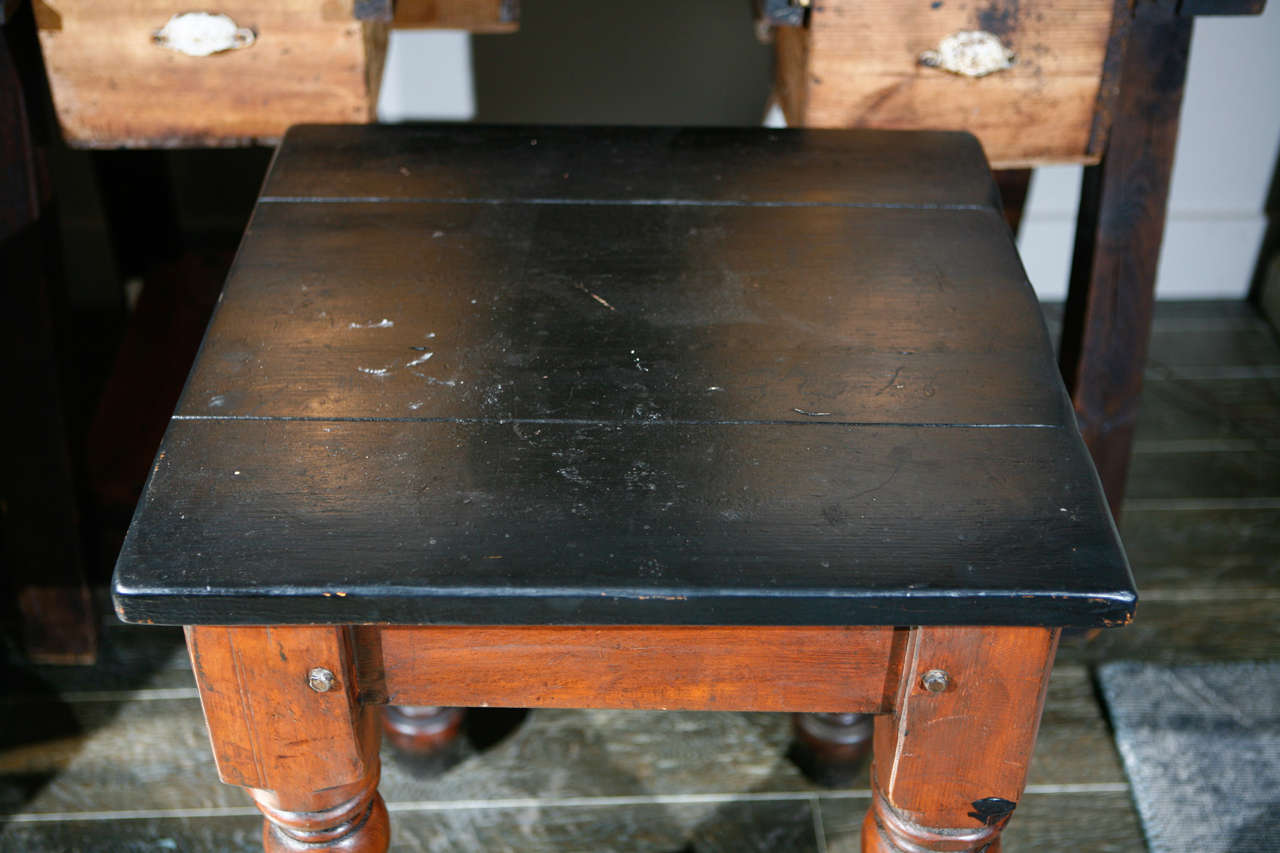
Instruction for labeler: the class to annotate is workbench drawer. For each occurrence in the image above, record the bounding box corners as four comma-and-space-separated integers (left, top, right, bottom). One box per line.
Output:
34, 1, 386, 147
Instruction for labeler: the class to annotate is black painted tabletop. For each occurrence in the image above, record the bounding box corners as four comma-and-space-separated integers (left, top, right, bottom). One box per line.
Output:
113, 125, 1134, 628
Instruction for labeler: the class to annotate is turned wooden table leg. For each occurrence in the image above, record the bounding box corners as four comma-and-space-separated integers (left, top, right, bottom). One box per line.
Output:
789, 712, 874, 787
862, 626, 1059, 853
383, 705, 464, 754
186, 626, 390, 853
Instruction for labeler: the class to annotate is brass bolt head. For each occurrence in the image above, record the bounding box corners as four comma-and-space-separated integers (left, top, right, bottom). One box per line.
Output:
307, 667, 336, 693
921, 669, 950, 693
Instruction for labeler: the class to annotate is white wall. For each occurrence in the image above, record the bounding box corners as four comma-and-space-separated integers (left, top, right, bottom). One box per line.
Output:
377, 30, 474, 122
1020, 4, 1280, 300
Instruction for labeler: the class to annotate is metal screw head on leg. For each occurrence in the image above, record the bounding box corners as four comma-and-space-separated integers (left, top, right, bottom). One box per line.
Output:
921, 669, 950, 693
307, 667, 336, 693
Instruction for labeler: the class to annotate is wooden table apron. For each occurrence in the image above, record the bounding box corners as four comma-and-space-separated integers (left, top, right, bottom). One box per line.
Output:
185, 622, 1059, 853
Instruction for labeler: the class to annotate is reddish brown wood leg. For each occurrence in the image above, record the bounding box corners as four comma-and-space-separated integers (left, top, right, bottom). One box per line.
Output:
861, 626, 1059, 853
253, 771, 389, 852
789, 712, 873, 788
383, 705, 464, 754
1059, 3, 1193, 517
382, 704, 466, 776
186, 626, 389, 853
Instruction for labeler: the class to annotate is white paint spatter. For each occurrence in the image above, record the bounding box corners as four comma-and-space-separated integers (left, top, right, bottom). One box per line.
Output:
408, 401, 424, 411
413, 375, 458, 387
357, 366, 394, 377
349, 318, 395, 329
919, 31, 1015, 78
406, 351, 434, 367
152, 13, 255, 57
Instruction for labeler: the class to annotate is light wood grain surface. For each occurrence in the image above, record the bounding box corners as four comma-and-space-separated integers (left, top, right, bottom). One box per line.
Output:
36, 1, 386, 147
775, 0, 1121, 168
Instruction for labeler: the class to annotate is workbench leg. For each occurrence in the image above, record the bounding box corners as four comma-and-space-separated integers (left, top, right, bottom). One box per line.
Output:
1059, 4, 1193, 517
382, 705, 465, 776
186, 626, 390, 853
789, 712, 873, 787
1, 1, 97, 664
861, 626, 1059, 853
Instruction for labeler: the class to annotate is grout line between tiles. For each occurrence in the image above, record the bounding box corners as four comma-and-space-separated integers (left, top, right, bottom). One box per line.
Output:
811, 793, 830, 853
1, 784, 1130, 823
1123, 497, 1280, 511
0, 687, 201, 704
1144, 365, 1280, 381
1132, 438, 1280, 454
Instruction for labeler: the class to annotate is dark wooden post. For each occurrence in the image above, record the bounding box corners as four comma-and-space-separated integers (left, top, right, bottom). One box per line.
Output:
1059, 1, 1194, 517
1, 0, 97, 663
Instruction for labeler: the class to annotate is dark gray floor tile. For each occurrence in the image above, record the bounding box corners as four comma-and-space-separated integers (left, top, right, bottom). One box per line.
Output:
1126, 451, 1280, 501
1120, 508, 1280, 592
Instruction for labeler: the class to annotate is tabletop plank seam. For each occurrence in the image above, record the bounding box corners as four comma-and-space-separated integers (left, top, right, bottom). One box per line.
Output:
169, 414, 1063, 429
255, 196, 997, 212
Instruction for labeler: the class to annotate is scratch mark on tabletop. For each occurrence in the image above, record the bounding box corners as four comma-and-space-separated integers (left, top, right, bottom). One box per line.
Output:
575, 282, 616, 311
877, 366, 905, 394
349, 318, 394, 329
792, 408, 833, 417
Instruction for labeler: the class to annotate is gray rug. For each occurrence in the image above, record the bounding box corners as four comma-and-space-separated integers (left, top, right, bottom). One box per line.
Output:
1098, 661, 1280, 853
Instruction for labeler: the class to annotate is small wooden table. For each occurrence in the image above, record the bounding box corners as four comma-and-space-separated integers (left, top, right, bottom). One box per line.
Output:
113, 125, 1134, 852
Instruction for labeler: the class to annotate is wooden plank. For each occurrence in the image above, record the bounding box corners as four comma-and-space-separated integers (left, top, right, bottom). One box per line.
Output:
261, 124, 1002, 208
375, 625, 900, 713
35, 2, 387, 147
114, 419, 1131, 627
393, 0, 519, 33
176, 202, 1062, 426
775, 0, 1120, 168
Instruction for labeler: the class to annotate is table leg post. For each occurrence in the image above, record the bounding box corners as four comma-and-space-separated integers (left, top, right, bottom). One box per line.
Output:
1059, 3, 1193, 516
862, 626, 1059, 853
186, 626, 389, 853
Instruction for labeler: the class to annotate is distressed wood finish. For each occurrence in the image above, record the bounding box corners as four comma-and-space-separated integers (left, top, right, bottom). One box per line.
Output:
112, 125, 1133, 630
1058, 5, 1194, 517
374, 625, 902, 712
258, 124, 1000, 206
185, 626, 387, 852
773, 0, 1121, 168
864, 626, 1060, 852
34, 1, 387, 147
115, 419, 1130, 628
